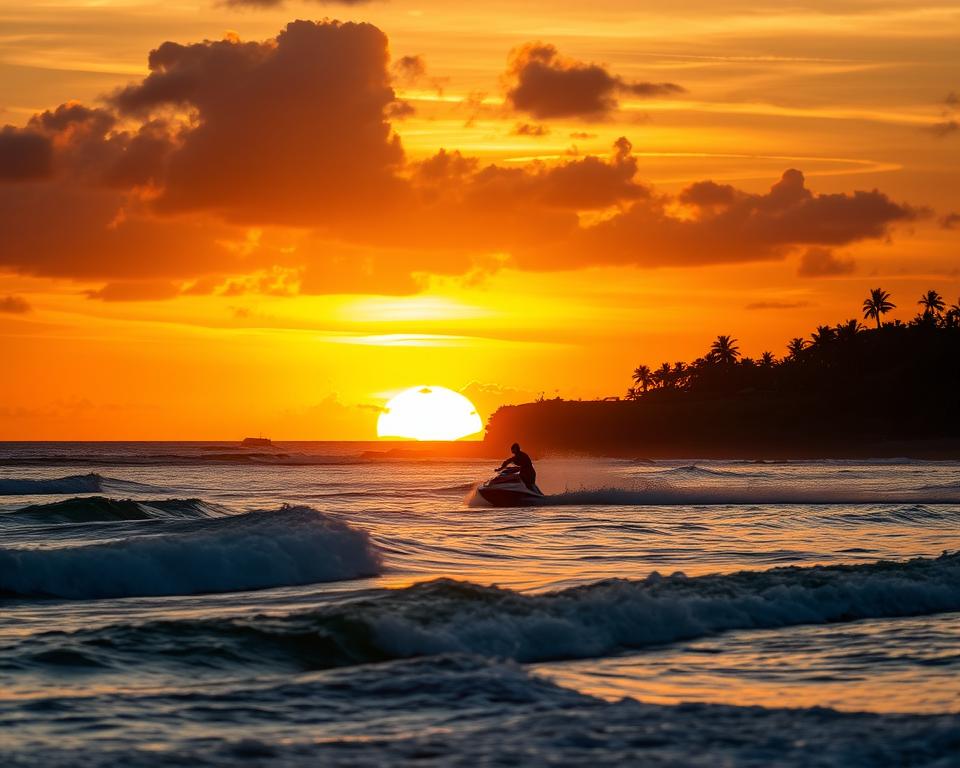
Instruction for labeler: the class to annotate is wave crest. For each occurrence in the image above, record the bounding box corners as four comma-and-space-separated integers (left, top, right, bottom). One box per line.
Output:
15, 552, 959, 670
0, 473, 163, 496
2, 496, 222, 524
0, 506, 382, 599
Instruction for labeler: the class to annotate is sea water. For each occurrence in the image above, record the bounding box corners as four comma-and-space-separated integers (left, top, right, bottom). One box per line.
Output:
1, 442, 959, 766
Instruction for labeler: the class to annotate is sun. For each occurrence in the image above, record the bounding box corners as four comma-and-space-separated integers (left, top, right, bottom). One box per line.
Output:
377, 386, 483, 441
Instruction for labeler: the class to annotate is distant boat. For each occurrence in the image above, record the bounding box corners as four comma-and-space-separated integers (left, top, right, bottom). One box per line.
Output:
240, 436, 273, 447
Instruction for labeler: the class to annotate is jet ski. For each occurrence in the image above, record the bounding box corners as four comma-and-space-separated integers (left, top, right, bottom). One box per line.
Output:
476, 466, 545, 507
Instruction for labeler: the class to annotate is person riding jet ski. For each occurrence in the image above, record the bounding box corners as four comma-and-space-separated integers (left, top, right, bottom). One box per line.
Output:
497, 443, 541, 494
476, 443, 545, 506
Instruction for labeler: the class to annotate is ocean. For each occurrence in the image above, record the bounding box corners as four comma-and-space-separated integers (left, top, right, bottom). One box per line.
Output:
1, 442, 959, 766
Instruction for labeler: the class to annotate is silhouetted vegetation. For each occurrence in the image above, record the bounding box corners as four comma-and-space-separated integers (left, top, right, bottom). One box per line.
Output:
485, 289, 960, 457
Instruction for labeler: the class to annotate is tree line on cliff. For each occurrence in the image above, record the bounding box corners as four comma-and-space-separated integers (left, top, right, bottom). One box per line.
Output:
626, 289, 958, 400
484, 289, 960, 455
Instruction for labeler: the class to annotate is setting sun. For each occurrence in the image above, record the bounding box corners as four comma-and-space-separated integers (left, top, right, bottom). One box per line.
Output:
377, 386, 483, 441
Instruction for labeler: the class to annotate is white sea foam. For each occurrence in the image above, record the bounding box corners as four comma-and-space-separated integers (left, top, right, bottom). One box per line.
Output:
348, 553, 960, 664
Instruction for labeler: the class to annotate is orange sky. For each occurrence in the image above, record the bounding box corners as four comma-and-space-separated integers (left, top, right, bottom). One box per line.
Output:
0, 0, 958, 439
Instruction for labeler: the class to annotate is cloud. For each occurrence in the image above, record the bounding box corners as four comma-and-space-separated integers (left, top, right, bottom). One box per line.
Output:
678, 180, 739, 208
391, 53, 448, 97
0, 295, 31, 314
0, 127, 53, 181
930, 120, 958, 137
941, 212, 960, 229
929, 92, 959, 136
0, 22, 923, 297
393, 54, 426, 84
504, 43, 684, 119
109, 21, 404, 226
0, 21, 415, 290
413, 137, 647, 214
23, 102, 170, 188
512, 123, 550, 136
515, 168, 918, 271
797, 246, 856, 277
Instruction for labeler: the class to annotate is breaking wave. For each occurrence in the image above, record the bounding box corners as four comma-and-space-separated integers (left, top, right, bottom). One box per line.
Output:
0, 506, 381, 599
0, 473, 162, 496
0, 496, 224, 524
11, 552, 959, 670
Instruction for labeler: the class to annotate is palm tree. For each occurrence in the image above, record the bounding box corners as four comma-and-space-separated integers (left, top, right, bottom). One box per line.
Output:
672, 362, 688, 390
835, 319, 863, 343
632, 364, 652, 393
786, 337, 806, 359
759, 351, 775, 368
946, 297, 960, 328
918, 290, 945, 320
709, 335, 740, 365
810, 325, 836, 348
657, 361, 673, 388
862, 288, 894, 329
649, 362, 668, 389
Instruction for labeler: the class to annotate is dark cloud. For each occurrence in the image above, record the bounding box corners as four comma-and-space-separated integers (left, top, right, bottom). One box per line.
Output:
110, 21, 404, 226
516, 169, 918, 271
16, 102, 170, 188
0, 127, 53, 181
0, 179, 239, 280
0, 295, 31, 314
941, 212, 960, 229
797, 246, 856, 277
512, 123, 550, 136
391, 53, 448, 97
679, 180, 739, 208
504, 43, 684, 119
930, 120, 958, 137
0, 23, 924, 297
393, 54, 426, 84
393, 138, 647, 253
387, 100, 416, 119
927, 92, 960, 136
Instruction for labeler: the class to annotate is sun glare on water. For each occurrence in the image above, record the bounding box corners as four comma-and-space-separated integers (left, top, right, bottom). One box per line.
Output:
377, 386, 483, 441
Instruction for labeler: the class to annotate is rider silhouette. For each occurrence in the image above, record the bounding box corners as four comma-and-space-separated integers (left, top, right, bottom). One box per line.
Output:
497, 443, 539, 492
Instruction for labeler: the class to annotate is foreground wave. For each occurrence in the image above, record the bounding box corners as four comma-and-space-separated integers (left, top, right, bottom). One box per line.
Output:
0, 506, 382, 599
2, 656, 958, 767
9, 552, 959, 672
